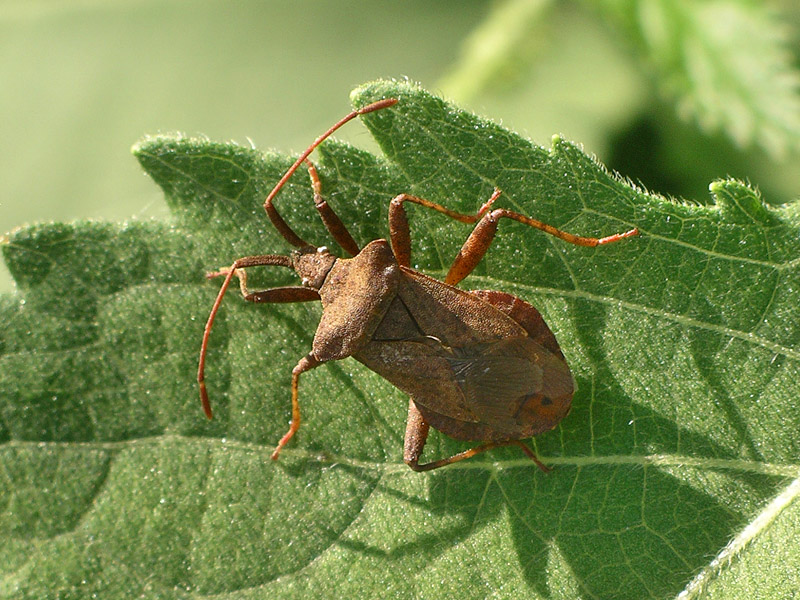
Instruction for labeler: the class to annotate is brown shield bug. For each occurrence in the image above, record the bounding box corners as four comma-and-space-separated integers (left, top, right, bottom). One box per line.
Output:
197, 97, 638, 471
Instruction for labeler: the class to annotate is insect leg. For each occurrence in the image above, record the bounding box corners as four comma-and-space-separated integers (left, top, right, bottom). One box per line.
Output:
305, 160, 360, 256
387, 188, 637, 284
388, 189, 501, 268
208, 265, 321, 304
198, 254, 311, 420
445, 202, 638, 286
403, 400, 550, 472
263, 98, 398, 250
271, 353, 322, 461
403, 399, 431, 469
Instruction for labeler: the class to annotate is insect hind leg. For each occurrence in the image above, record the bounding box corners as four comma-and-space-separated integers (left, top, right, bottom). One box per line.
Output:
403, 399, 549, 472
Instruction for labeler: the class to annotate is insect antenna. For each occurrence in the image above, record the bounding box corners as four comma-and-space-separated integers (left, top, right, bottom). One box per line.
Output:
198, 254, 293, 419
263, 98, 398, 249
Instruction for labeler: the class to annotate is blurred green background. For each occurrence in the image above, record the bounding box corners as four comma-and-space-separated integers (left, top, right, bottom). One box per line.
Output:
3, 0, 800, 293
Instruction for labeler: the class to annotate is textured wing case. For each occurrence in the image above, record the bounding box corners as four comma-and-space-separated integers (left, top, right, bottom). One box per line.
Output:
355, 269, 573, 441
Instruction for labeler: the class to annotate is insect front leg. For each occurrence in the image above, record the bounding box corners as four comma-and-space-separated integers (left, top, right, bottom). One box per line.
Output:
198, 254, 320, 420
305, 160, 360, 257
262, 97, 397, 250
403, 399, 549, 472
209, 265, 321, 304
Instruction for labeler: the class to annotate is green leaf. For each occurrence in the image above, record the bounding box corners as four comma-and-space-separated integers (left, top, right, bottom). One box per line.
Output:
2, 80, 799, 599
438, 0, 555, 100
592, 0, 800, 157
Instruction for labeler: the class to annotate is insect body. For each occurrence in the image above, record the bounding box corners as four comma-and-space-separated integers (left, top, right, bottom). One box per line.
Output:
198, 98, 638, 471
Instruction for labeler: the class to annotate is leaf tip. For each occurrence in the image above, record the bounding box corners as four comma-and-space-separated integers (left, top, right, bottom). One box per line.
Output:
350, 78, 426, 111
709, 179, 771, 224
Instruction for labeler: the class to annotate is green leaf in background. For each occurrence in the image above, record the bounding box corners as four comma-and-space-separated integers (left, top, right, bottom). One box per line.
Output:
1, 80, 799, 598
441, 0, 800, 174
591, 0, 800, 157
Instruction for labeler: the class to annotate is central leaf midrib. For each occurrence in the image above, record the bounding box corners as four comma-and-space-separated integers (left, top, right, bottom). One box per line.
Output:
5, 439, 797, 478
